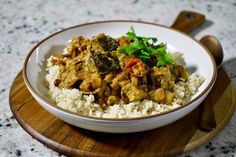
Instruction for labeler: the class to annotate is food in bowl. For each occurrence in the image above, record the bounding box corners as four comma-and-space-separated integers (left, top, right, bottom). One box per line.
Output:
45, 27, 204, 118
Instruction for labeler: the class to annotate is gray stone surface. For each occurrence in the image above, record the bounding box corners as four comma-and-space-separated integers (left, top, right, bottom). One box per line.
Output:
0, 0, 236, 156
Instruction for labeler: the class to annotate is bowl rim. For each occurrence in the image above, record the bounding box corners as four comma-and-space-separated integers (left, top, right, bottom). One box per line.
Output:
23, 20, 217, 122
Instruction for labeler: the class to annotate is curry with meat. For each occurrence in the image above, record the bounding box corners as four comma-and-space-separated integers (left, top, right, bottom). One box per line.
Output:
48, 28, 189, 106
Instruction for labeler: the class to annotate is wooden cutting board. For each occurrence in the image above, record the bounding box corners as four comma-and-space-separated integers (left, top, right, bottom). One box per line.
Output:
9, 67, 236, 157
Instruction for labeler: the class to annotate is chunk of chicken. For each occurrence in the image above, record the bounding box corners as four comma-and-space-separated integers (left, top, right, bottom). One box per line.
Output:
66, 36, 90, 58
148, 88, 175, 104
111, 71, 129, 88
131, 76, 139, 86
107, 95, 120, 105
59, 65, 78, 88
80, 73, 101, 92
119, 80, 131, 87
104, 73, 115, 83
165, 91, 175, 104
122, 83, 147, 102
150, 66, 175, 90
114, 51, 128, 70
173, 65, 188, 81
117, 36, 130, 48
148, 88, 166, 103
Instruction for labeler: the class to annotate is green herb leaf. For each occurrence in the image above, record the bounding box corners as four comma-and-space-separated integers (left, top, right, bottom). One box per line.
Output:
119, 27, 174, 67
157, 56, 166, 66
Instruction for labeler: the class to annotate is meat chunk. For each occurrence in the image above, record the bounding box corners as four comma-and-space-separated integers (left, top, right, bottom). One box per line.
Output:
165, 91, 175, 104
47, 32, 191, 106
104, 73, 115, 83
111, 85, 121, 97
66, 36, 90, 58
111, 71, 129, 88
59, 65, 79, 88
117, 36, 130, 48
131, 76, 139, 86
80, 73, 101, 92
119, 80, 131, 87
107, 95, 120, 105
114, 51, 128, 70
148, 88, 175, 104
173, 65, 188, 81
122, 83, 147, 102
150, 66, 175, 90
148, 88, 166, 103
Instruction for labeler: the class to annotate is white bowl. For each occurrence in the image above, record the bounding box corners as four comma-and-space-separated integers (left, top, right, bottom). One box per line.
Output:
23, 21, 217, 133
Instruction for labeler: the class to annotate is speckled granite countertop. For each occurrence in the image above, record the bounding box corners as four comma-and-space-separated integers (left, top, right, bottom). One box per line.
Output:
1, 0, 236, 156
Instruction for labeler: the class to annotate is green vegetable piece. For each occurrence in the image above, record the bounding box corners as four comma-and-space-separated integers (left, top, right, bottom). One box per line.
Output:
91, 52, 120, 74
119, 26, 174, 67
98, 35, 119, 51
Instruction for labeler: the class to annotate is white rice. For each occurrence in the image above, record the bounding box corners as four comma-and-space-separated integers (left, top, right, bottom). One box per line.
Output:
45, 59, 204, 119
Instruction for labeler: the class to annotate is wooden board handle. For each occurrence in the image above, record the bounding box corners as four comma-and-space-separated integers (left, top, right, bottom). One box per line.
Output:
199, 35, 224, 131
199, 97, 216, 131
171, 10, 205, 33
171, 11, 224, 131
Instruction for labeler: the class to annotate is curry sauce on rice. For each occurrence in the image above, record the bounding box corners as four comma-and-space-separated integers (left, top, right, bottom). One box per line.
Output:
45, 27, 204, 118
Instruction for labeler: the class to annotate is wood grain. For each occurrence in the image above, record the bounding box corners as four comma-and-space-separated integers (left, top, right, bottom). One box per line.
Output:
9, 68, 236, 157
171, 10, 205, 33
171, 11, 221, 131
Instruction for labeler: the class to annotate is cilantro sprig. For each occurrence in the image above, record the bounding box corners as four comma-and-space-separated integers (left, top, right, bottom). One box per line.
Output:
119, 26, 174, 66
